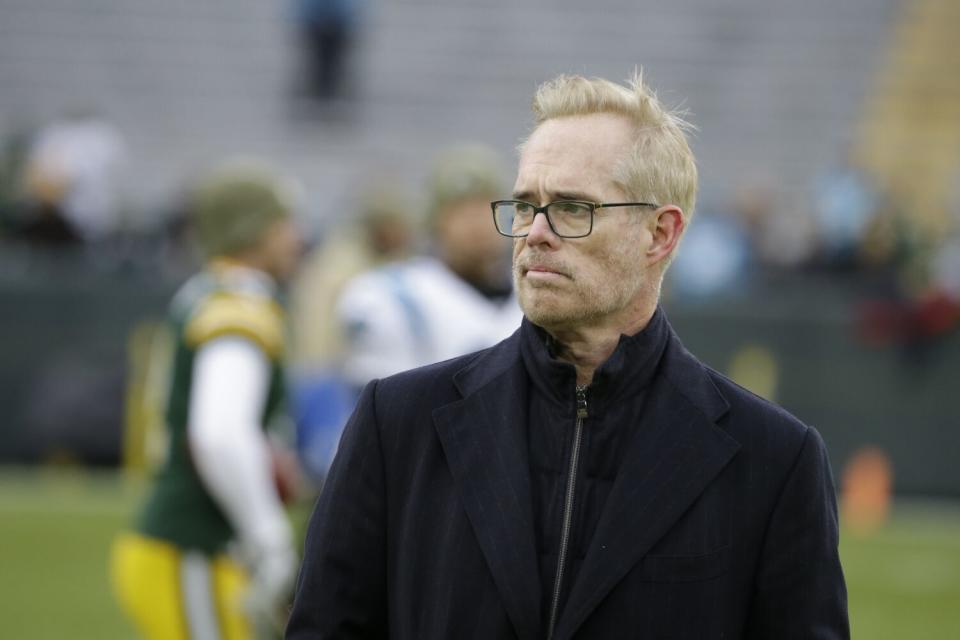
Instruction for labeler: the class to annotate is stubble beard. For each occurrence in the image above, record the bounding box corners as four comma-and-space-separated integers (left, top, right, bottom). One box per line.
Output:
513, 252, 644, 331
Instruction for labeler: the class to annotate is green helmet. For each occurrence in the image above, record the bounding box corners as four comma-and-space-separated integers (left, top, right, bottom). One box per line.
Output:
191, 160, 296, 258
427, 144, 504, 224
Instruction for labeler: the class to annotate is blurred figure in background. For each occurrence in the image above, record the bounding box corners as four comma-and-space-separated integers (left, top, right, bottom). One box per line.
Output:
736, 182, 818, 272
111, 159, 304, 639
13, 109, 127, 246
929, 219, 960, 311
293, 0, 363, 102
667, 181, 820, 300
667, 202, 752, 300
335, 143, 522, 391
813, 152, 880, 271
288, 183, 417, 480
291, 183, 418, 369
856, 198, 960, 359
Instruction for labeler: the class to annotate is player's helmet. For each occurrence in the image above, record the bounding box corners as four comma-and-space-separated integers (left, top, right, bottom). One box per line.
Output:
192, 159, 297, 258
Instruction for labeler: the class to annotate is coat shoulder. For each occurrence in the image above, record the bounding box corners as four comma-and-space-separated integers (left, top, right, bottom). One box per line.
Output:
661, 330, 810, 452
374, 328, 521, 403
375, 349, 482, 402
369, 329, 514, 414
702, 364, 814, 461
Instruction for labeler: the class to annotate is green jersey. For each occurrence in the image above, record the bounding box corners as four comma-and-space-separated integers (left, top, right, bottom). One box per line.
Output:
137, 263, 288, 554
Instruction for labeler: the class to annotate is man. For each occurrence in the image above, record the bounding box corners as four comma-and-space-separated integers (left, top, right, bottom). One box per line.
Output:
112, 160, 304, 639
287, 73, 849, 639
335, 144, 522, 390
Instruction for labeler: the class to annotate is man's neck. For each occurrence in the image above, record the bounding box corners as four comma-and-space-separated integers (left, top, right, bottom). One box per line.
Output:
546, 304, 657, 386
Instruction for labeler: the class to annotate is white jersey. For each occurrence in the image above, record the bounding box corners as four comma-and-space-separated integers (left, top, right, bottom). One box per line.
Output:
336, 256, 523, 386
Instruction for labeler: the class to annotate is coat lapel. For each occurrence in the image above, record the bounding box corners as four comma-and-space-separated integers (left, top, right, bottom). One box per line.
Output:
553, 336, 741, 640
433, 339, 542, 640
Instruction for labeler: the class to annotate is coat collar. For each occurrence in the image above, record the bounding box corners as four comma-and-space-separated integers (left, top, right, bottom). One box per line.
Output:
433, 320, 740, 640
518, 307, 670, 410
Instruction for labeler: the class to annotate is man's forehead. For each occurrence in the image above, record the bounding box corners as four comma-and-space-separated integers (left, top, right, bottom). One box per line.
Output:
522, 116, 632, 168
512, 163, 601, 199
515, 114, 633, 197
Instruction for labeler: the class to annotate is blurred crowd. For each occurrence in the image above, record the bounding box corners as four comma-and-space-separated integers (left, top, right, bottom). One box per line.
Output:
2, 108, 959, 344
1, 106, 959, 478
0, 107, 957, 491
668, 155, 960, 352
3, 110, 957, 348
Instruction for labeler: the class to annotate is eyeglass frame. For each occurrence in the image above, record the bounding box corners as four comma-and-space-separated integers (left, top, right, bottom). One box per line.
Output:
490, 199, 661, 238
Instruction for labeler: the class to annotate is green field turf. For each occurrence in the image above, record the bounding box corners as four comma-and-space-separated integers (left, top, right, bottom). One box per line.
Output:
0, 469, 141, 639
1, 467, 958, 639
840, 503, 960, 639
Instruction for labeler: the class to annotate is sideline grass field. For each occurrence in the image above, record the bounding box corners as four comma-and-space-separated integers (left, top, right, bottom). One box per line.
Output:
1, 467, 958, 639
0, 468, 140, 639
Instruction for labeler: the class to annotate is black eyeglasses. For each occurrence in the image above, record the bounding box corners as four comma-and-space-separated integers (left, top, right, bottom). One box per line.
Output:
490, 199, 660, 238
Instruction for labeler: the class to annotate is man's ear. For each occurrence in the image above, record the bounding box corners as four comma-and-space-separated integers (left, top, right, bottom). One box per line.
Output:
645, 205, 685, 266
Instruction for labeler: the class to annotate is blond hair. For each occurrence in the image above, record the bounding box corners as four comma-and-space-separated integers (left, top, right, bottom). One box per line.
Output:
528, 71, 698, 222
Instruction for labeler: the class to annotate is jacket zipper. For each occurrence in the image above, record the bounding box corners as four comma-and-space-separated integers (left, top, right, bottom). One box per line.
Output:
547, 384, 588, 640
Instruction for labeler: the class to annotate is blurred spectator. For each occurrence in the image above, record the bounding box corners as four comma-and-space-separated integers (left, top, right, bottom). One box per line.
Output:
813, 155, 880, 270
14, 110, 127, 245
290, 183, 418, 368
930, 229, 960, 303
921, 197, 960, 338
668, 207, 752, 299
853, 201, 910, 277
855, 200, 958, 361
294, 0, 363, 101
111, 158, 305, 638
289, 185, 418, 480
745, 188, 819, 271
668, 182, 819, 300
336, 143, 522, 388
293, 145, 521, 480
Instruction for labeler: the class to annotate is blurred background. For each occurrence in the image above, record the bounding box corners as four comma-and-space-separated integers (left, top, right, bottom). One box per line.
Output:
1, 0, 958, 637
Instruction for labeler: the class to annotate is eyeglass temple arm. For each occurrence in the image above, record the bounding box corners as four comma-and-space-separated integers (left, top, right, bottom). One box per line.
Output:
595, 202, 660, 209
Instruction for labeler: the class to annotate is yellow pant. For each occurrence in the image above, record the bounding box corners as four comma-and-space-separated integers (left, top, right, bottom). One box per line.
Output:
110, 532, 252, 640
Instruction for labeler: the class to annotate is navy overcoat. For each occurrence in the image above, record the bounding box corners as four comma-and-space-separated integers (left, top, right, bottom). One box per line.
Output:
287, 323, 848, 639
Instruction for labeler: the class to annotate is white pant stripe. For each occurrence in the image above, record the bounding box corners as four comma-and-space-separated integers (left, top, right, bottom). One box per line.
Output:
180, 551, 221, 640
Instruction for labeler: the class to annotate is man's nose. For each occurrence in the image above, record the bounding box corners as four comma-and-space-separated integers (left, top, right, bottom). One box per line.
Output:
525, 211, 560, 246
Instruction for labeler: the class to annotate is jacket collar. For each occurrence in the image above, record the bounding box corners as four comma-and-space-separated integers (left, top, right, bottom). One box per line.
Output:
434, 318, 739, 640
518, 306, 670, 410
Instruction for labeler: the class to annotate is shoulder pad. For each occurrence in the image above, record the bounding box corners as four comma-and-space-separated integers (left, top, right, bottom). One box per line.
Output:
185, 293, 285, 358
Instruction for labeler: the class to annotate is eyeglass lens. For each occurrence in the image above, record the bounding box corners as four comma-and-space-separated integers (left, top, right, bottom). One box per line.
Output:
494, 201, 593, 237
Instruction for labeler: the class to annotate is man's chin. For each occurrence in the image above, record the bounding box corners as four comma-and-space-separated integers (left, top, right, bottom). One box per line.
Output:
520, 294, 573, 327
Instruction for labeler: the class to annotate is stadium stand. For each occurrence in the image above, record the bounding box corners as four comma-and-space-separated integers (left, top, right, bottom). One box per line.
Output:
0, 0, 901, 224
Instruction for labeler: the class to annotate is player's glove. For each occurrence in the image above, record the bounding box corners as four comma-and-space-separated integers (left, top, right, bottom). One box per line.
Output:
244, 536, 298, 635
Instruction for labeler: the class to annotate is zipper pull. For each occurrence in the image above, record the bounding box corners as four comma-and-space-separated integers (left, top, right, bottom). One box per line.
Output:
576, 385, 588, 419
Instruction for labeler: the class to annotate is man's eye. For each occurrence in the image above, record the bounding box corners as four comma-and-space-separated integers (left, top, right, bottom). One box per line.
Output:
515, 203, 535, 215
557, 202, 589, 215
